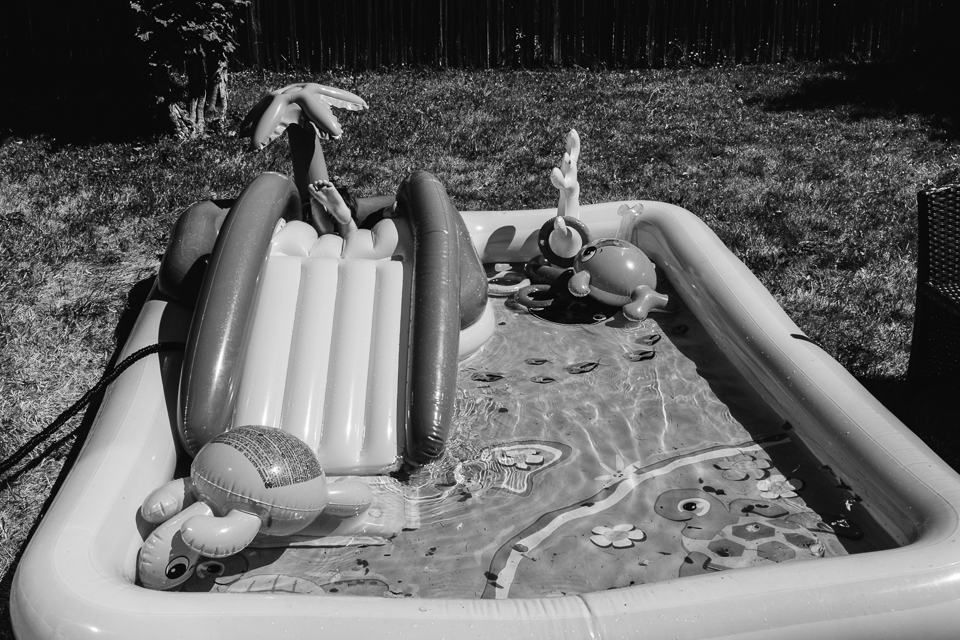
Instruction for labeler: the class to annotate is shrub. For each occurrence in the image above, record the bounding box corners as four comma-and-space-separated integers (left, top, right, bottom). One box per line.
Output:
131, 0, 249, 139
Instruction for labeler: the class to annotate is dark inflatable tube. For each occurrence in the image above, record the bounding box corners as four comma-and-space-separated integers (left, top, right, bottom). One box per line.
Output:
178, 172, 301, 456
397, 171, 475, 465
157, 200, 229, 307
362, 191, 485, 331
355, 192, 487, 331
455, 203, 489, 329
514, 283, 555, 310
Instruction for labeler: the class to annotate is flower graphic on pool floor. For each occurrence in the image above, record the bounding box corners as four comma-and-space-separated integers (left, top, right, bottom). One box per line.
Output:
494, 447, 544, 470
756, 474, 803, 499
595, 454, 636, 488
590, 524, 646, 548
715, 453, 771, 481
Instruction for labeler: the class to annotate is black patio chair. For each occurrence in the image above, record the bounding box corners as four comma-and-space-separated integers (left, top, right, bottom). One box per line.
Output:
906, 184, 960, 388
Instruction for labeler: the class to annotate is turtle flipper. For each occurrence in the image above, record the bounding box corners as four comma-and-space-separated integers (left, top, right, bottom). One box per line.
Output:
324, 479, 374, 518
623, 285, 672, 321
140, 478, 197, 524
568, 270, 592, 297
181, 509, 264, 558
138, 501, 212, 590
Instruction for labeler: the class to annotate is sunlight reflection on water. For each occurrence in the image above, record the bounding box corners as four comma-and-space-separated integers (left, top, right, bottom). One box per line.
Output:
188, 287, 894, 598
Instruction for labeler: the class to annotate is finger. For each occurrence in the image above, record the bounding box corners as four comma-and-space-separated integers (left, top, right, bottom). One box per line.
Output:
239, 93, 273, 139
296, 92, 342, 138
250, 93, 291, 151
300, 83, 368, 111
279, 83, 307, 94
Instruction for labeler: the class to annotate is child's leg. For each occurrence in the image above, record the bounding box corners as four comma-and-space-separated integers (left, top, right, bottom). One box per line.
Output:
289, 123, 329, 204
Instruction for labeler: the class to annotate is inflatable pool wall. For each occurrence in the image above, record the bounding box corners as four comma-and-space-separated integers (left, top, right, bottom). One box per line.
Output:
13, 188, 960, 640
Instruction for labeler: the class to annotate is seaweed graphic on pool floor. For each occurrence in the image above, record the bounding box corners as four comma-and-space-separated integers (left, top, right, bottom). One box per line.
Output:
450, 441, 572, 498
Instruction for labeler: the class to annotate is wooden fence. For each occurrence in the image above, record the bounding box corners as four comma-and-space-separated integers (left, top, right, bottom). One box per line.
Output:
238, 0, 956, 71
1, 0, 955, 93
1, 0, 140, 95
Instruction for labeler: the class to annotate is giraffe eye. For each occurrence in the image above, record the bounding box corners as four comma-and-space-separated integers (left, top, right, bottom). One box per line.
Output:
580, 246, 597, 262
678, 498, 711, 516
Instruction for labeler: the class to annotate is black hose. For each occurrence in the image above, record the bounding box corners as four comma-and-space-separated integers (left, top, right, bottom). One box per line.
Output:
0, 341, 185, 482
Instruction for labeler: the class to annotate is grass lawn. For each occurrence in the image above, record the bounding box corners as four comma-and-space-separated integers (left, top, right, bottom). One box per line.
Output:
0, 61, 957, 637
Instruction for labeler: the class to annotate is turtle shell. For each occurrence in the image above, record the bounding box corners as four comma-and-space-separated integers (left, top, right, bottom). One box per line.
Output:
191, 425, 328, 536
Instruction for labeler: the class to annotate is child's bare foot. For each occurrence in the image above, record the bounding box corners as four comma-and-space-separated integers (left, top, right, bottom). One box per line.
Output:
308, 180, 356, 235
308, 180, 351, 224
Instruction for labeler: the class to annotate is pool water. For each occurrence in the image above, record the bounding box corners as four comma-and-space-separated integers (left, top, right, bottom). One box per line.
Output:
183, 279, 895, 597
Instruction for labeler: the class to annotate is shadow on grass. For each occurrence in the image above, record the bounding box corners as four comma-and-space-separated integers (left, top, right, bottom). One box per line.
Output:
0, 277, 155, 639
0, 71, 162, 147
758, 60, 960, 141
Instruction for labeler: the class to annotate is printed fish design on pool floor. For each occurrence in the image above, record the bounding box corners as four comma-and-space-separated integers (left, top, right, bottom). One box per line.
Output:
471, 372, 505, 382
624, 349, 656, 362
564, 361, 601, 375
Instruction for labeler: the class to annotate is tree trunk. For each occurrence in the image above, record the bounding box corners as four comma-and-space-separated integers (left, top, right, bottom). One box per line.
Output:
168, 50, 229, 140
204, 56, 229, 130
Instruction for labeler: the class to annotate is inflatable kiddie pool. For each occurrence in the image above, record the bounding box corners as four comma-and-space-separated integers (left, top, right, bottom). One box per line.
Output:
12, 93, 960, 639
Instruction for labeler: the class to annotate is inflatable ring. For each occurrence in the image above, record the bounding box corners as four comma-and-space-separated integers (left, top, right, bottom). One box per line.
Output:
524, 255, 568, 285
514, 284, 557, 310
487, 266, 531, 297
537, 216, 590, 268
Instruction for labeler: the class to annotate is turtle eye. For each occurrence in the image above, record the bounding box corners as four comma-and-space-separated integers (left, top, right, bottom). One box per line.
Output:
580, 246, 597, 262
197, 560, 225, 578
165, 556, 192, 580
678, 498, 711, 516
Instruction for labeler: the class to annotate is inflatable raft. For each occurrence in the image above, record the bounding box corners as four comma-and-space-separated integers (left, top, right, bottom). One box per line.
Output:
12, 169, 960, 637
